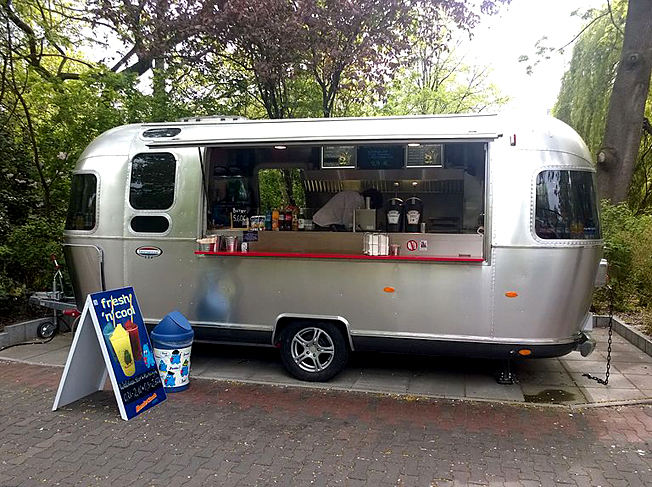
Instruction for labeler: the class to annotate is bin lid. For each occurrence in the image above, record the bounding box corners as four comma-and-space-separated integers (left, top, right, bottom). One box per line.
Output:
151, 311, 194, 342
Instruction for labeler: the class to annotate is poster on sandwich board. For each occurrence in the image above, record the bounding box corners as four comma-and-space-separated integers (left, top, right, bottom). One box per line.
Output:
53, 287, 166, 420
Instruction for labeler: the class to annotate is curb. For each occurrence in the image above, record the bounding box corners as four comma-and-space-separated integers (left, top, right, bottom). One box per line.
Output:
595, 315, 652, 358
0, 317, 51, 349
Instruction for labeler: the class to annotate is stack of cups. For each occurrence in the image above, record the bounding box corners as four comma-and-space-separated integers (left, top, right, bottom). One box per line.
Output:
364, 233, 390, 256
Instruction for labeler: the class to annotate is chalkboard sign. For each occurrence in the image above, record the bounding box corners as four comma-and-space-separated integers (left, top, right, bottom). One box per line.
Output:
406, 144, 443, 167
322, 146, 356, 168
231, 208, 248, 228
357, 145, 405, 170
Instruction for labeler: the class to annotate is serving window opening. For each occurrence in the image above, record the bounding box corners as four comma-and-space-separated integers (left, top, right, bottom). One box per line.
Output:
202, 142, 486, 260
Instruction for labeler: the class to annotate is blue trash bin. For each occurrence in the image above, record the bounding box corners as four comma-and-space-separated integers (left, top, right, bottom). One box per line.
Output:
151, 311, 194, 392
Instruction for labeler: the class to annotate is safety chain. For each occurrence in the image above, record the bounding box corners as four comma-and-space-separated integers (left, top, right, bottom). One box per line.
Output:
583, 284, 614, 386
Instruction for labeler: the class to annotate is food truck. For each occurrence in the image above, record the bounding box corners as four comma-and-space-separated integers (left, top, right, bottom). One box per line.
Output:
63, 113, 606, 382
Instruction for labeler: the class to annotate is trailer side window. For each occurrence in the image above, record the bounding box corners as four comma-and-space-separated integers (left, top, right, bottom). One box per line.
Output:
65, 174, 97, 231
535, 170, 601, 240
129, 153, 176, 210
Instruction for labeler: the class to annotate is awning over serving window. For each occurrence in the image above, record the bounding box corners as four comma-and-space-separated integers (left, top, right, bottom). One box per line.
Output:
143, 114, 502, 148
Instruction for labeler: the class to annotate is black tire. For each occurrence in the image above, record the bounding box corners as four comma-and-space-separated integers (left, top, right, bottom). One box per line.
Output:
279, 321, 349, 382
37, 321, 56, 339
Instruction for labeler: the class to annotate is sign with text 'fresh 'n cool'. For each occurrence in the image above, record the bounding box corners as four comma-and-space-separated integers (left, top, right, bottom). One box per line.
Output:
53, 287, 167, 420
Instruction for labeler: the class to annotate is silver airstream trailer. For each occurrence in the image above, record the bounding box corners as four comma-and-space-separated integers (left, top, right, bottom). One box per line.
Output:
63, 113, 606, 381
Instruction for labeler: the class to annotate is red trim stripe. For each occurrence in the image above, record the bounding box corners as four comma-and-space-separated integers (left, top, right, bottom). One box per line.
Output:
195, 251, 483, 263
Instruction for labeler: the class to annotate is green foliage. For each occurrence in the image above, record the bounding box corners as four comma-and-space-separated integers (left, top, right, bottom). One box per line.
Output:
0, 67, 184, 316
370, 39, 508, 116
593, 201, 652, 312
0, 216, 63, 316
259, 169, 306, 212
554, 2, 626, 157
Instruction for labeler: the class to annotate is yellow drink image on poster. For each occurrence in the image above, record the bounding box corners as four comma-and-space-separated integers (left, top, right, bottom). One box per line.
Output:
109, 323, 136, 377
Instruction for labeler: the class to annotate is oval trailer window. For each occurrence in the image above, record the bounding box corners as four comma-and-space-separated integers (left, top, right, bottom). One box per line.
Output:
535, 170, 601, 240
130, 216, 170, 233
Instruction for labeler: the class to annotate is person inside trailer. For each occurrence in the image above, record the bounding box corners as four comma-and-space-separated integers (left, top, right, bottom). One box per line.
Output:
313, 188, 382, 231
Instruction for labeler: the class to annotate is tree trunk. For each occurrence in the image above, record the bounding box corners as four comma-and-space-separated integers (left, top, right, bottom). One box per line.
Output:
152, 56, 167, 122
597, 0, 652, 203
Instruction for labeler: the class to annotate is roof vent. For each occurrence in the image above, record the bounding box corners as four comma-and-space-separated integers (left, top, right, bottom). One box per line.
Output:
142, 128, 182, 138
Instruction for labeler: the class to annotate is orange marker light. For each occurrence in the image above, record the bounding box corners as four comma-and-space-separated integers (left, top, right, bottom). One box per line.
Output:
383, 287, 395, 293
505, 292, 518, 298
518, 349, 532, 356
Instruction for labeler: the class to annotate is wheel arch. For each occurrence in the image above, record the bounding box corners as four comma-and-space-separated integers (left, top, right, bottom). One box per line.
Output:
272, 314, 354, 351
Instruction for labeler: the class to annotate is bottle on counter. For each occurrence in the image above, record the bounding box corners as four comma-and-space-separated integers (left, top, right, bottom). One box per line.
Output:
278, 210, 285, 231
285, 209, 293, 231
265, 210, 272, 231
272, 209, 279, 231
292, 208, 298, 231
298, 208, 306, 231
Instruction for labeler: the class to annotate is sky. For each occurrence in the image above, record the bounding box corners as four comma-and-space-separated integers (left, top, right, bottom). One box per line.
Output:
465, 0, 606, 114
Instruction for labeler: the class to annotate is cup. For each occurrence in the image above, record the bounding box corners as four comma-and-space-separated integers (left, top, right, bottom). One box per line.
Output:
390, 244, 400, 256
124, 320, 143, 362
109, 323, 136, 377
225, 235, 238, 252
103, 324, 117, 361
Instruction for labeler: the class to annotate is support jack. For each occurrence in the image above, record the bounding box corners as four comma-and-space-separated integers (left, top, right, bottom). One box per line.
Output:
497, 359, 515, 385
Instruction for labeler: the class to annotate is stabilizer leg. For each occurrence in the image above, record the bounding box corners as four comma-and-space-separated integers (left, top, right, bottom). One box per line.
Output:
497, 359, 515, 385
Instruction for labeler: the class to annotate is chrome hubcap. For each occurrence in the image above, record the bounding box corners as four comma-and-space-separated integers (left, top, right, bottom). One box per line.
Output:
291, 327, 335, 373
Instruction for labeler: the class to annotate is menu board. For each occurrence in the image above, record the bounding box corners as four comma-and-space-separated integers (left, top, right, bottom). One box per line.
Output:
357, 145, 405, 170
407, 144, 443, 167
322, 145, 356, 168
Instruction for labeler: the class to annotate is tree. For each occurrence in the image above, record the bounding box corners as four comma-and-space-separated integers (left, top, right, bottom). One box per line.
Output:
375, 38, 508, 116
554, 3, 625, 156
554, 0, 652, 210
596, 0, 652, 204
205, 0, 511, 120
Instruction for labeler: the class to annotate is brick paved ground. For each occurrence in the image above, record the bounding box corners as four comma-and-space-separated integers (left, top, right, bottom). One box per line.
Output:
0, 360, 651, 487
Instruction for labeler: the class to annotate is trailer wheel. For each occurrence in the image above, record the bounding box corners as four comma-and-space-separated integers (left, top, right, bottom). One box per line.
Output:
37, 321, 56, 339
280, 321, 349, 382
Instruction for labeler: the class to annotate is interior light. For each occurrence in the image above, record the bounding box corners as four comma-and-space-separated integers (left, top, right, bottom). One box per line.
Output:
408, 143, 421, 147
274, 145, 287, 150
